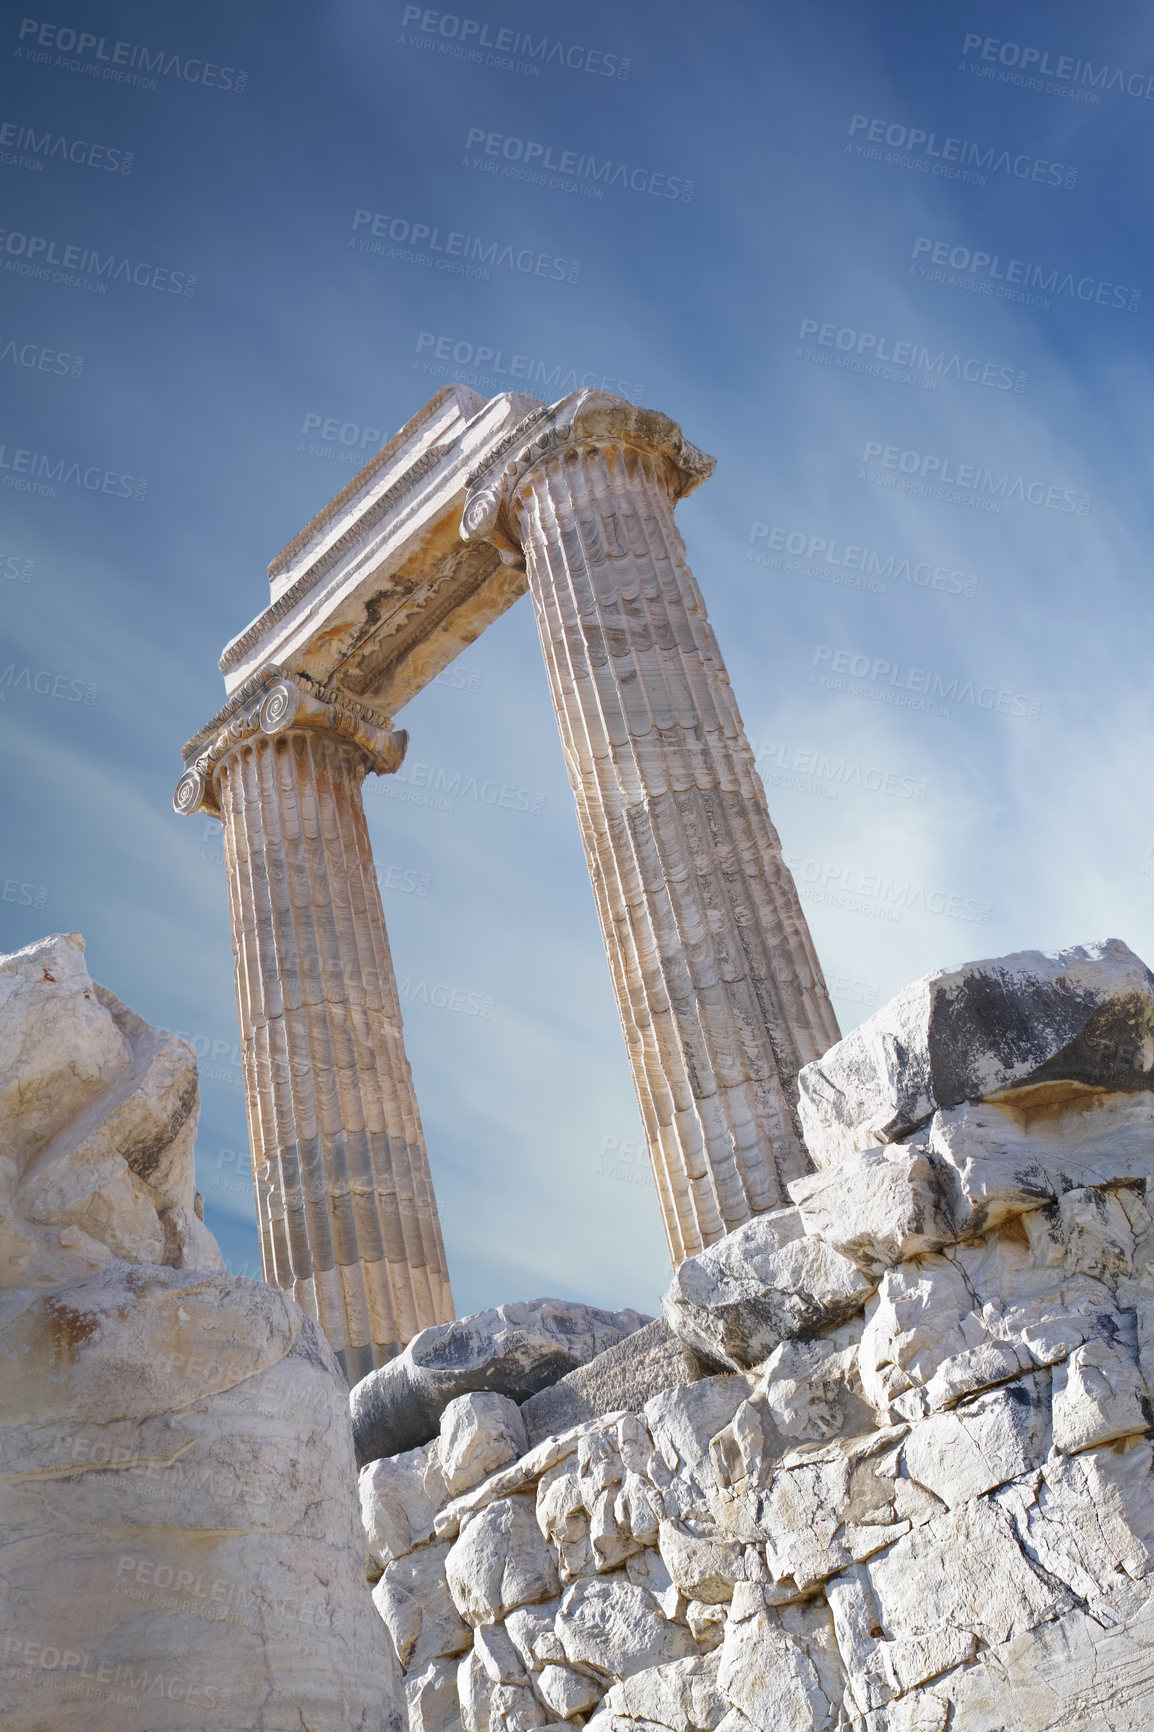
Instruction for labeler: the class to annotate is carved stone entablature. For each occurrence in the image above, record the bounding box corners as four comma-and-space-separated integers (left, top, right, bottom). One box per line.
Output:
460, 388, 716, 557
172, 665, 407, 820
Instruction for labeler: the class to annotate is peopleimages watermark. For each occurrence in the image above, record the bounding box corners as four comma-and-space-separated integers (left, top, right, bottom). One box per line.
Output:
2, 1632, 220, 1710
1, 549, 35, 581
747, 525, 978, 600
463, 128, 693, 201
0, 663, 97, 705
860, 441, 1091, 517
846, 114, 1077, 189
296, 412, 385, 466
786, 852, 992, 926
960, 34, 1154, 104
350, 209, 580, 284
796, 319, 1025, 394
1, 336, 84, 379
14, 19, 247, 92
399, 8, 630, 79
595, 1135, 653, 1189
365, 756, 547, 816
414, 332, 643, 403
399, 978, 495, 1019
0, 441, 148, 501
828, 975, 881, 1014
810, 645, 1043, 723
909, 236, 1141, 314
754, 740, 928, 803
0, 227, 197, 296
0, 870, 48, 907
0, 117, 133, 174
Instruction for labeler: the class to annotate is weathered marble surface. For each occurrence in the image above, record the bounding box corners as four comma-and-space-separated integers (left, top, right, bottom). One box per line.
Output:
358, 942, 1154, 1732
351, 1299, 649, 1467
0, 934, 400, 1731
798, 939, 1154, 1168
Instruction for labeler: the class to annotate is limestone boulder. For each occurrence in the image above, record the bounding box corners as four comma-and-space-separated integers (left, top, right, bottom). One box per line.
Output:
798, 939, 1154, 1167
0, 932, 222, 1286
0, 1264, 401, 1732
662, 1208, 876, 1371
0, 934, 401, 1731
351, 1298, 649, 1466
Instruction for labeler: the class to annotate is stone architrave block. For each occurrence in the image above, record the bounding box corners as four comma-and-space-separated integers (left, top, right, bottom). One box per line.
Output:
798, 940, 1154, 1168
521, 1318, 708, 1446
662, 1207, 876, 1371
351, 1299, 648, 1466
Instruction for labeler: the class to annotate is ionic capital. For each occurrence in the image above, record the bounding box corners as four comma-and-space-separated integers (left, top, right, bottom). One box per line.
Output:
460, 389, 715, 557
173, 665, 407, 819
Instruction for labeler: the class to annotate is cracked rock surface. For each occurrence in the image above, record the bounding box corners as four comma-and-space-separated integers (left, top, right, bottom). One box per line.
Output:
359, 939, 1154, 1731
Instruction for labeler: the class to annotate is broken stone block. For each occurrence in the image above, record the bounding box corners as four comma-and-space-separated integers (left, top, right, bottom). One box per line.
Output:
554, 1577, 696, 1680
1051, 1331, 1151, 1454
0, 932, 222, 1285
716, 1609, 839, 1729
439, 1392, 528, 1499
372, 1540, 472, 1670
406, 1657, 465, 1732
359, 1441, 447, 1565
603, 1649, 726, 1729
446, 1494, 561, 1625
931, 1092, 1154, 1237
662, 1207, 875, 1371
351, 1298, 648, 1466
900, 1377, 1051, 1509
658, 1520, 764, 1603
533, 1660, 604, 1719
758, 1323, 874, 1446
457, 1647, 546, 1732
788, 1145, 956, 1272
798, 939, 1154, 1167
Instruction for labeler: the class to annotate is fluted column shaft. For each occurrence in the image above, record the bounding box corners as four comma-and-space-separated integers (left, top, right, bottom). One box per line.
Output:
175, 672, 453, 1382
464, 398, 840, 1264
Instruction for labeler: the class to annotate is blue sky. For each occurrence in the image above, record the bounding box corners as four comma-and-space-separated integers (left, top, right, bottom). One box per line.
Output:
2, 0, 1152, 1316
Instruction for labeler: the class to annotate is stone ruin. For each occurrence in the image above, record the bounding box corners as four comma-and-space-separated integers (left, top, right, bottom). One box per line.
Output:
3, 388, 1153, 1731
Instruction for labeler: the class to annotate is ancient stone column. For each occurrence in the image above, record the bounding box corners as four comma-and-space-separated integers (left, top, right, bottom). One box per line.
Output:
462, 393, 840, 1265
174, 667, 454, 1382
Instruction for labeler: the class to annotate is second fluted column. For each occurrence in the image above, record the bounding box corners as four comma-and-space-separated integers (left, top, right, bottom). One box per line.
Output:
463, 394, 840, 1265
